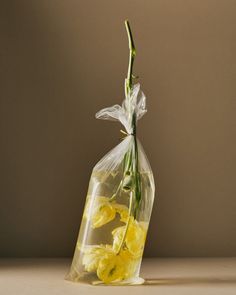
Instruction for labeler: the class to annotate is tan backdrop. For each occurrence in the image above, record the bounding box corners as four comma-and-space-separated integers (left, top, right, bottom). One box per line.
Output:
1, 0, 236, 257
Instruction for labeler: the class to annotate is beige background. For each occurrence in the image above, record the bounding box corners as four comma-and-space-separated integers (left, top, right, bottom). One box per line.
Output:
1, 0, 236, 257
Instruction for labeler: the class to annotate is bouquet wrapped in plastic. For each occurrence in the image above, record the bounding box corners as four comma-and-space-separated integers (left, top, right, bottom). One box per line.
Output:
66, 20, 155, 285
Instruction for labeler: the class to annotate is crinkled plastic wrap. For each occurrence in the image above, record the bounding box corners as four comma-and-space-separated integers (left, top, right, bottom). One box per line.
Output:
66, 84, 155, 285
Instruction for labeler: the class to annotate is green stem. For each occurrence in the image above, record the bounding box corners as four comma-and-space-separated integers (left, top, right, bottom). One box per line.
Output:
116, 21, 142, 255
124, 20, 141, 216
124, 20, 136, 98
116, 190, 133, 254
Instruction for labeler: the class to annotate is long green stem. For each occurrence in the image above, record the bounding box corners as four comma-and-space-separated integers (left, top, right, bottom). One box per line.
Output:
116, 21, 141, 254
124, 20, 141, 214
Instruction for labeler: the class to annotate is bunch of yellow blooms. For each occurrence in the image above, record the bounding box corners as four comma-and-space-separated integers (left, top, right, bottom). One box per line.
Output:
81, 196, 147, 284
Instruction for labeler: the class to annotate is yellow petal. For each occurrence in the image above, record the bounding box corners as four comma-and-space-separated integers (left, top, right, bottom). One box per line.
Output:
119, 249, 140, 278
126, 219, 147, 257
111, 226, 125, 252
91, 197, 116, 228
112, 218, 147, 258
97, 252, 126, 283
82, 245, 112, 272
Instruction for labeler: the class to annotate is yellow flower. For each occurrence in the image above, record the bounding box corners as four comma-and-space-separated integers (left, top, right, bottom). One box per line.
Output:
96, 249, 140, 283
83, 196, 129, 228
112, 218, 147, 258
82, 244, 112, 272
82, 245, 136, 283
91, 197, 116, 228
97, 251, 126, 283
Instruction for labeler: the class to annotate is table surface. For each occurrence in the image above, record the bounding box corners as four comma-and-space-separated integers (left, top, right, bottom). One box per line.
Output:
0, 258, 236, 295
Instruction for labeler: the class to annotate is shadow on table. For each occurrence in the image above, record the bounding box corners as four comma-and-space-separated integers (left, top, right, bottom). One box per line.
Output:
143, 277, 236, 286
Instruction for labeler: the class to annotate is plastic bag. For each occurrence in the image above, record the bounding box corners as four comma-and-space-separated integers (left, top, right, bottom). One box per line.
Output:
66, 83, 155, 285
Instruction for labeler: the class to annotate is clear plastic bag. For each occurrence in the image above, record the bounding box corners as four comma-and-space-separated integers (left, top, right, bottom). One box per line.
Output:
66, 83, 155, 285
